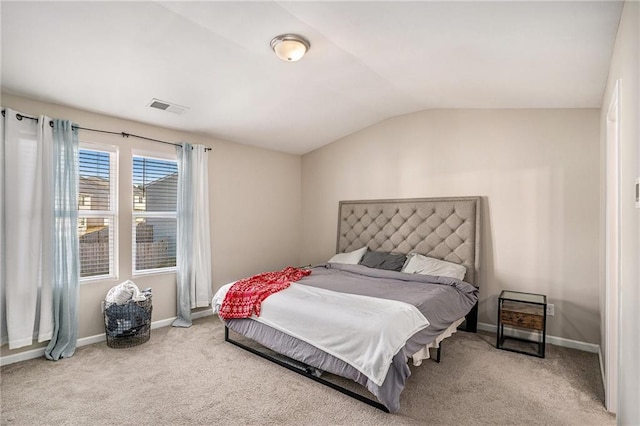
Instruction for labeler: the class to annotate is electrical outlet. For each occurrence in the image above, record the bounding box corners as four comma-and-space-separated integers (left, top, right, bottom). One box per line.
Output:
546, 304, 555, 316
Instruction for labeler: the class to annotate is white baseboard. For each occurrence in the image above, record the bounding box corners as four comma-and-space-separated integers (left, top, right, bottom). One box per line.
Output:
478, 322, 600, 354
598, 346, 606, 394
0, 309, 215, 367
192, 308, 214, 320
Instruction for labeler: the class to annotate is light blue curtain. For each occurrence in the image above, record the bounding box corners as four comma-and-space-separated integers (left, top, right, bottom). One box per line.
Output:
174, 143, 194, 327
44, 120, 80, 360
173, 143, 212, 328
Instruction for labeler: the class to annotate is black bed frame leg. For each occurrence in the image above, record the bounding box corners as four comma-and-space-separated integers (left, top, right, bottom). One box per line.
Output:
464, 302, 478, 333
436, 345, 441, 363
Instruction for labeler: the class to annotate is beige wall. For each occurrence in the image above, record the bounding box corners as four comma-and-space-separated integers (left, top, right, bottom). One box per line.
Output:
599, 1, 639, 423
301, 109, 601, 344
1, 93, 301, 357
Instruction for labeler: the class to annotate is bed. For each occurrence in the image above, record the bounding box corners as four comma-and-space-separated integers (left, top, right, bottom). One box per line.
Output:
213, 197, 481, 412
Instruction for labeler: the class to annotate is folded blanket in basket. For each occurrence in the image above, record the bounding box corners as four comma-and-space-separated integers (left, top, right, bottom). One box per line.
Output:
106, 280, 147, 305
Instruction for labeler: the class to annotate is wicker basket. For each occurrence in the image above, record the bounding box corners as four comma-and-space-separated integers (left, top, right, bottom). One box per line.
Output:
104, 294, 153, 348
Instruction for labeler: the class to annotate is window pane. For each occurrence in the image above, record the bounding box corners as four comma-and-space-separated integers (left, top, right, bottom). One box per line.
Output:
133, 157, 178, 212
79, 149, 111, 211
134, 218, 177, 271
78, 146, 115, 280
79, 217, 113, 278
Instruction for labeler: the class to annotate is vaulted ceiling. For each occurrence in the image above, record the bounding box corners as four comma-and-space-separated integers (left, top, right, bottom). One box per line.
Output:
1, 1, 623, 154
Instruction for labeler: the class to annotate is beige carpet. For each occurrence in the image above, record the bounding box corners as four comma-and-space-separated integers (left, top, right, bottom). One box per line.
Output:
1, 317, 614, 425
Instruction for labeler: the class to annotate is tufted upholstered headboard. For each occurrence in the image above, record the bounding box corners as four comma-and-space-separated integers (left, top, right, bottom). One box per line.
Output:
336, 197, 481, 287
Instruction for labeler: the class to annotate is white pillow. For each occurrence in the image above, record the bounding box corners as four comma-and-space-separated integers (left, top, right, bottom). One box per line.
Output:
328, 247, 368, 265
402, 253, 466, 281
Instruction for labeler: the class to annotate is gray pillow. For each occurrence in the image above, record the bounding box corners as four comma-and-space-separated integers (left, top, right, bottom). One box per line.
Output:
359, 251, 407, 272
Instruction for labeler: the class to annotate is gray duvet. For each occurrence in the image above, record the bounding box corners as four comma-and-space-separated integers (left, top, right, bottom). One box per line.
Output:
224, 263, 478, 413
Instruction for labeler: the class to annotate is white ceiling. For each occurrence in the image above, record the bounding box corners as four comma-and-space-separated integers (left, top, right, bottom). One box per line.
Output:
1, 1, 623, 155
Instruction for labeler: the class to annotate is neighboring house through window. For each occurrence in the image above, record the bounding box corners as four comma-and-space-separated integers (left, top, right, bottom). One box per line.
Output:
133, 154, 178, 274
78, 145, 117, 279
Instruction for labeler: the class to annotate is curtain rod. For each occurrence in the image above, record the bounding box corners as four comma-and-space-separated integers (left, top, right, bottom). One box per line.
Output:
1, 110, 212, 152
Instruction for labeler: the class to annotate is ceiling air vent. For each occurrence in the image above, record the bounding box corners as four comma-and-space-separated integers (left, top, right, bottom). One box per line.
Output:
147, 98, 189, 115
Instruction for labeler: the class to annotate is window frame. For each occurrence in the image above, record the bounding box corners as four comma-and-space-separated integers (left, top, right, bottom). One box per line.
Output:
78, 141, 119, 283
131, 150, 178, 276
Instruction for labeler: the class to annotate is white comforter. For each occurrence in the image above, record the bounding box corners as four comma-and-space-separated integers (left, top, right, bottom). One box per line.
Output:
213, 282, 430, 386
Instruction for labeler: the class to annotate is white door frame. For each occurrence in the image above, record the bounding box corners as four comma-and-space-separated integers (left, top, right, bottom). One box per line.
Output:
604, 79, 620, 413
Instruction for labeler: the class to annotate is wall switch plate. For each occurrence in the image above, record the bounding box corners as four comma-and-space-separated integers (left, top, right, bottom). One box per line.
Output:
546, 304, 555, 316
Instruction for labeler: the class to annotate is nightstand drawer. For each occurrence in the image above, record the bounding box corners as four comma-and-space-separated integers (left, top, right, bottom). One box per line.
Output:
500, 308, 544, 330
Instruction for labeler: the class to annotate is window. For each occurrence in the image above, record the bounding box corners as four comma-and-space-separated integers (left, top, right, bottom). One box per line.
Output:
132, 155, 178, 274
78, 146, 117, 279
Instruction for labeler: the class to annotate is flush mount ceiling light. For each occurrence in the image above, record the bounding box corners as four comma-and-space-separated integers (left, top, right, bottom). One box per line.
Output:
270, 34, 310, 62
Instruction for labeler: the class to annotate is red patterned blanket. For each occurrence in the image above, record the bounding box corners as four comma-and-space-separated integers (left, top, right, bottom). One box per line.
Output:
219, 267, 311, 319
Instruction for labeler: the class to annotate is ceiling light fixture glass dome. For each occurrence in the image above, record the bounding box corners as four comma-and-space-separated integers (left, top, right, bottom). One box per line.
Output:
270, 34, 310, 62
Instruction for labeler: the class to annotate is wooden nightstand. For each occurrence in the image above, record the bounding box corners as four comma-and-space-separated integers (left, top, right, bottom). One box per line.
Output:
496, 290, 547, 358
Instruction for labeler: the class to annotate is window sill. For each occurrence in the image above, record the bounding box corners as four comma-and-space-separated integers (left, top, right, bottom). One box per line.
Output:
132, 267, 177, 277
80, 274, 117, 284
